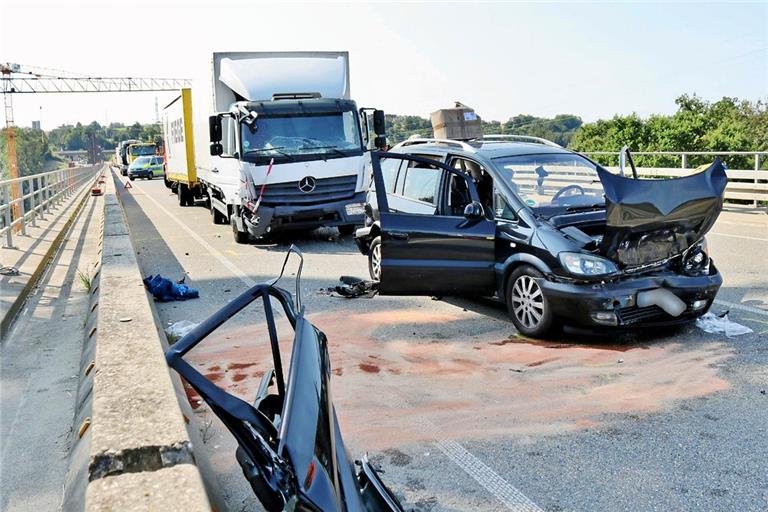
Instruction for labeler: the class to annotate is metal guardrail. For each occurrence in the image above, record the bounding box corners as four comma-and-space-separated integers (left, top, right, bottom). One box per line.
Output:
581, 151, 768, 207
0, 166, 100, 248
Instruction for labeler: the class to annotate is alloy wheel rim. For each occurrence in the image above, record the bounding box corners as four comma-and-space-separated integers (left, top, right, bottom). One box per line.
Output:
371, 244, 381, 279
511, 275, 545, 329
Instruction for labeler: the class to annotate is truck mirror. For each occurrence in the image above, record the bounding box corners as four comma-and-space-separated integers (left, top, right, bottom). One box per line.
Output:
374, 136, 387, 150
210, 142, 223, 156
373, 110, 386, 136
209, 115, 222, 143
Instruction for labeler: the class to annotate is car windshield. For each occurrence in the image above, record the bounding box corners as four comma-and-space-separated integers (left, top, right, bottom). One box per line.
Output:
241, 110, 362, 162
492, 153, 605, 216
130, 156, 153, 168
131, 145, 156, 156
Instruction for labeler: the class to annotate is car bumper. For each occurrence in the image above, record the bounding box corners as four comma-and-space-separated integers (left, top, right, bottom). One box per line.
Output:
129, 170, 155, 178
539, 264, 722, 330
244, 193, 366, 237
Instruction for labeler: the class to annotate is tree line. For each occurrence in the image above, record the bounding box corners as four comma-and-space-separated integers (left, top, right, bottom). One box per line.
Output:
2, 93, 766, 179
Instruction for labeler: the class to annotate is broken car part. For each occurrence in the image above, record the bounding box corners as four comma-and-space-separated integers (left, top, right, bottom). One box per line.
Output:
165, 246, 404, 512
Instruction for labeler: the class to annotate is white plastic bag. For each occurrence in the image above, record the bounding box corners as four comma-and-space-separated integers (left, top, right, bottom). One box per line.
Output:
695, 312, 753, 337
165, 320, 199, 339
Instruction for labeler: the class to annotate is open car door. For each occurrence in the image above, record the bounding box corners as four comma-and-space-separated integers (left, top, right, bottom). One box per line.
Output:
166, 248, 404, 512
371, 151, 496, 296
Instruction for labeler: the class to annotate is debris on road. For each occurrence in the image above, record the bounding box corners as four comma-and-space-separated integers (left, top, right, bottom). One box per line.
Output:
166, 320, 199, 340
333, 275, 379, 298
143, 274, 199, 302
695, 312, 753, 337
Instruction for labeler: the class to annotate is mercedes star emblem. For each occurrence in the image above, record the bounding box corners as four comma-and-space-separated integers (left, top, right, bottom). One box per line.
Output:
298, 176, 317, 193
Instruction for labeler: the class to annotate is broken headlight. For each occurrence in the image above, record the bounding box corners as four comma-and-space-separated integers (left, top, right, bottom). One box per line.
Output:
559, 252, 618, 277
682, 238, 710, 276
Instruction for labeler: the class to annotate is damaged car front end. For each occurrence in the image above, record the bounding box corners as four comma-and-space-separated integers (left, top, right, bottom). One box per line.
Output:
165, 247, 404, 512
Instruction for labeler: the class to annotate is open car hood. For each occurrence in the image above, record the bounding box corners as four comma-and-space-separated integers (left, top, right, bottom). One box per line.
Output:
597, 159, 727, 268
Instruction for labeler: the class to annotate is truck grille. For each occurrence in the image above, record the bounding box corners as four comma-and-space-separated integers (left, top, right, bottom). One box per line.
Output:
260, 175, 357, 206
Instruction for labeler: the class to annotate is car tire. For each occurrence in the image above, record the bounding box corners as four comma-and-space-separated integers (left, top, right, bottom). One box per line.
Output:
232, 215, 249, 244
368, 236, 381, 281
129, 176, 135, 181
147, 174, 153, 180
338, 224, 356, 237
506, 265, 554, 338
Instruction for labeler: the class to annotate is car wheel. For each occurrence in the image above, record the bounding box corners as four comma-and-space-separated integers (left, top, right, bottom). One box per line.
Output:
232, 215, 249, 244
147, 174, 153, 180
129, 176, 135, 181
368, 236, 381, 281
338, 224, 356, 237
506, 265, 554, 338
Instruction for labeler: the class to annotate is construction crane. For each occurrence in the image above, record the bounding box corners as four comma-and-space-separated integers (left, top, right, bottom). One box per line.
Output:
1, 62, 191, 227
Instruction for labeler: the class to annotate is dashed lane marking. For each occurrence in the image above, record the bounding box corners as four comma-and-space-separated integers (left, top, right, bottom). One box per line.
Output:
709, 232, 768, 242
713, 299, 768, 318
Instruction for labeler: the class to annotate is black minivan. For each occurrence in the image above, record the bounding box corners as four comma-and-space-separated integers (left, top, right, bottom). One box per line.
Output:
354, 137, 726, 337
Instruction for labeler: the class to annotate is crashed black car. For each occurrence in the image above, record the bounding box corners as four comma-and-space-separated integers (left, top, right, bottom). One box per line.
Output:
166, 248, 404, 512
354, 137, 726, 336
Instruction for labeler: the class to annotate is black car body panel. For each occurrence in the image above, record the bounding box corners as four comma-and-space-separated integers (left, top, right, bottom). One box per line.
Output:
359, 145, 725, 331
165, 260, 405, 512
597, 159, 728, 268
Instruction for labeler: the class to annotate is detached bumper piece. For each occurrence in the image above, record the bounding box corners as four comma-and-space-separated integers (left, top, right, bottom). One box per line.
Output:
165, 250, 404, 512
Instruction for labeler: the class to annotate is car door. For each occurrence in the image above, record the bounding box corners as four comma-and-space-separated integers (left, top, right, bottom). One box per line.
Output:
371, 151, 496, 296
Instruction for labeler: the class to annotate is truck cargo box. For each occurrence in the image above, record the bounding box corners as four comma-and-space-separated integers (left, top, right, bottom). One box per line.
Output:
431, 102, 482, 140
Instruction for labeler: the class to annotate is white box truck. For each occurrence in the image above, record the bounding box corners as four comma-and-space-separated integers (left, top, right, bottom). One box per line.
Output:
162, 51, 386, 243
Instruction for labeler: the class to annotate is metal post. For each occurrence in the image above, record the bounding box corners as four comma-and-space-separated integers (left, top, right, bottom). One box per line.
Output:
18, 192, 26, 236
754, 153, 760, 208
3, 187, 12, 248
36, 175, 44, 221
681, 153, 687, 169
29, 177, 36, 228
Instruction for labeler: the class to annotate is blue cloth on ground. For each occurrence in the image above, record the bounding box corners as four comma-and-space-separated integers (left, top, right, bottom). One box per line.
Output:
143, 274, 200, 302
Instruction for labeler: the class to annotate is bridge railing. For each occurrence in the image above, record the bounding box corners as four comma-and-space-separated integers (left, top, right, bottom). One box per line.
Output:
580, 151, 768, 207
1, 166, 101, 248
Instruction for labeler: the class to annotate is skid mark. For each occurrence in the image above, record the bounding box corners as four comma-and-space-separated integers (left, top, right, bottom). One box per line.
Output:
181, 307, 733, 450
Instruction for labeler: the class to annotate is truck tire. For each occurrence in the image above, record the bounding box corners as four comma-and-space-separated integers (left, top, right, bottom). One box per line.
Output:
338, 224, 356, 237
211, 203, 227, 224
232, 215, 249, 244
178, 184, 194, 207
164, 176, 172, 189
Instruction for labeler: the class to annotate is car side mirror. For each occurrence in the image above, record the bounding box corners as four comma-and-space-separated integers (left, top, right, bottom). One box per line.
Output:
209, 115, 222, 143
210, 142, 223, 156
463, 201, 484, 220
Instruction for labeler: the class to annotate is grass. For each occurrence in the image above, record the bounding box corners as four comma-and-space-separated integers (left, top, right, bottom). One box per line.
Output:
77, 268, 92, 291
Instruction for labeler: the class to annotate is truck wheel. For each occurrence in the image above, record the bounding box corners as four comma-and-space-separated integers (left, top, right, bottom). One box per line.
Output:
368, 236, 381, 281
506, 265, 554, 338
338, 224, 356, 237
178, 184, 188, 206
232, 216, 249, 244
164, 176, 172, 189
211, 203, 227, 225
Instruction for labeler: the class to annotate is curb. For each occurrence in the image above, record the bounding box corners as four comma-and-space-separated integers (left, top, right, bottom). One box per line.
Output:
81, 170, 211, 511
1, 166, 101, 340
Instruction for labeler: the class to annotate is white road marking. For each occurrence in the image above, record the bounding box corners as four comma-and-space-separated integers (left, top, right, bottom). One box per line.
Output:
135, 184, 257, 288
713, 299, 768, 318
389, 395, 543, 511
135, 179, 541, 511
709, 232, 768, 242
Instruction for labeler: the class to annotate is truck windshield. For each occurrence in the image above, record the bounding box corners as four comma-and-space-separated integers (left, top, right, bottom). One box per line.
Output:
241, 111, 362, 162
131, 145, 156, 156
492, 153, 605, 217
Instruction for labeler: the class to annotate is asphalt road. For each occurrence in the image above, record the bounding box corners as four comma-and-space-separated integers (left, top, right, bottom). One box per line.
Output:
116, 173, 768, 512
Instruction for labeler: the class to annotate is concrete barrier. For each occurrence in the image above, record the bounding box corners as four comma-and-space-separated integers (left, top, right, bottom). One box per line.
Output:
80, 171, 210, 511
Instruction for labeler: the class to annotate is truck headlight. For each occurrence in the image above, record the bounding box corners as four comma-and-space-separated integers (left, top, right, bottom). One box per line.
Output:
682, 238, 710, 275
559, 252, 618, 277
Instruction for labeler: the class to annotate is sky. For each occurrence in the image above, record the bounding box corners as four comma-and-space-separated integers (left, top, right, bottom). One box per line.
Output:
1, 0, 766, 129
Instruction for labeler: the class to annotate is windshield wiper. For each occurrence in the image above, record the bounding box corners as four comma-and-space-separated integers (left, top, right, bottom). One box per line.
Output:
564, 203, 606, 212
299, 145, 348, 159
244, 147, 295, 162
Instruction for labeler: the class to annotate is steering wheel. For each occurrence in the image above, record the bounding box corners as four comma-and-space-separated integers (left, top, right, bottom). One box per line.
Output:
552, 184, 585, 203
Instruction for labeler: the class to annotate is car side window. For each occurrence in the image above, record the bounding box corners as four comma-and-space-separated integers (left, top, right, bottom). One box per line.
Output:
495, 190, 518, 221
379, 158, 402, 193
401, 161, 440, 205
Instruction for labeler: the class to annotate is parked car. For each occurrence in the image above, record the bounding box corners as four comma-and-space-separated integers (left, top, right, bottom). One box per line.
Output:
128, 155, 164, 180
354, 136, 726, 336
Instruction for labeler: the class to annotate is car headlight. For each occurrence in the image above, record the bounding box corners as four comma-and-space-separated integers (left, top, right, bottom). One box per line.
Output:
559, 252, 618, 277
682, 238, 710, 276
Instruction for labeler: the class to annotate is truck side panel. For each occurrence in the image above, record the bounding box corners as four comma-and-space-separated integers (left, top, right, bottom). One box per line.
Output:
162, 88, 197, 186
